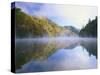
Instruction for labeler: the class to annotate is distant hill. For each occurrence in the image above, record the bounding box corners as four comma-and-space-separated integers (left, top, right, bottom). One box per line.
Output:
12, 8, 77, 38
64, 26, 80, 34
79, 17, 97, 37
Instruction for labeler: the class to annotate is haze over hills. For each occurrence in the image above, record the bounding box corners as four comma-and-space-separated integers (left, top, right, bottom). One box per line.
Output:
12, 8, 78, 38
64, 26, 80, 34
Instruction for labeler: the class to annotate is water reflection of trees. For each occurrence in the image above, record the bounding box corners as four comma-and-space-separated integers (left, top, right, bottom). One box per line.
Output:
80, 39, 97, 58
15, 39, 78, 69
16, 40, 57, 69
15, 38, 97, 70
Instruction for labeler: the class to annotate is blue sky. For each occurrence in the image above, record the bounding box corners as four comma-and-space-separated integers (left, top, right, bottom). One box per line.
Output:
14, 2, 97, 29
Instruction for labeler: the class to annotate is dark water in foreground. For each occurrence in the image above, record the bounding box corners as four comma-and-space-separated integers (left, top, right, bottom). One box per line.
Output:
15, 37, 97, 73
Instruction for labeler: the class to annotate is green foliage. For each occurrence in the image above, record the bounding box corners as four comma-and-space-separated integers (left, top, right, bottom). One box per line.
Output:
12, 8, 76, 38
79, 17, 97, 37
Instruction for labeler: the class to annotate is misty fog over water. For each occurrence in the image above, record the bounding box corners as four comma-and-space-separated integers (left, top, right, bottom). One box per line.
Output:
15, 37, 97, 73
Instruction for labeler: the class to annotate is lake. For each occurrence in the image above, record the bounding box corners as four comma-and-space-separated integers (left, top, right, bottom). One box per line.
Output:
15, 37, 97, 73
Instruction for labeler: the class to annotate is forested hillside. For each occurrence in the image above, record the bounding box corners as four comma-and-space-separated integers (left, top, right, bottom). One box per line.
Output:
12, 8, 77, 38
79, 17, 97, 37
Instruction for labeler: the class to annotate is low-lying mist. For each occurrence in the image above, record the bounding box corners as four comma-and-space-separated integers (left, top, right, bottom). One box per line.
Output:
16, 36, 97, 42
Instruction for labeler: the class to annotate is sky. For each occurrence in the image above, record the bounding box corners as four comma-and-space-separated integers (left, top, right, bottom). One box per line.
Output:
14, 2, 97, 29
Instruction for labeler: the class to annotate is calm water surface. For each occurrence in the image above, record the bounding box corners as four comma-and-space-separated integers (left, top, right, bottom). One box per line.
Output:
15, 37, 97, 73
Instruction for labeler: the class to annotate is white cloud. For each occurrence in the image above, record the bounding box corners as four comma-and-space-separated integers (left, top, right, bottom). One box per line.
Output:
54, 5, 97, 29
34, 4, 97, 29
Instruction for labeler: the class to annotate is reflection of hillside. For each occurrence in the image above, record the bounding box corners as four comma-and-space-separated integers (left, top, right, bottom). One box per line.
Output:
15, 39, 78, 69
16, 41, 57, 69
80, 39, 97, 58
